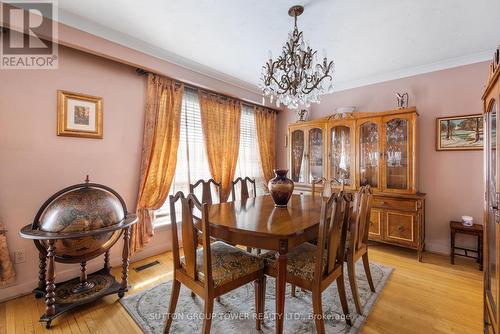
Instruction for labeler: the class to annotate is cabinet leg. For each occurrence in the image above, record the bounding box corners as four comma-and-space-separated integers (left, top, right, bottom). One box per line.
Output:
45, 240, 56, 317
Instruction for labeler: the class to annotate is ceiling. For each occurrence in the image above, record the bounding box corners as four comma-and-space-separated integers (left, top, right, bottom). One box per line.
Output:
56, 0, 500, 93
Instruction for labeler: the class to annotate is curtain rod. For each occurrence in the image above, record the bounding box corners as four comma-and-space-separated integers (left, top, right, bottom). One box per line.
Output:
136, 68, 279, 113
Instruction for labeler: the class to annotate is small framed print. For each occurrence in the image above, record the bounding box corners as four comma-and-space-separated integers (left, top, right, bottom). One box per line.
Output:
57, 90, 103, 139
436, 114, 483, 151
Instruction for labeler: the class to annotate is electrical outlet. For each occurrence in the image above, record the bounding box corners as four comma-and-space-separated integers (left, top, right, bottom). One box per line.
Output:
13, 249, 26, 264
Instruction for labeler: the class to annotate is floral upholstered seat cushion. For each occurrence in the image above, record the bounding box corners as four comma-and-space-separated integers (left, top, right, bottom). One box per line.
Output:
180, 241, 264, 287
261, 242, 327, 281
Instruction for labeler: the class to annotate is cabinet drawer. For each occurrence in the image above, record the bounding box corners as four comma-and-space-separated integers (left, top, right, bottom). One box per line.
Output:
385, 211, 416, 244
373, 197, 417, 212
369, 209, 382, 238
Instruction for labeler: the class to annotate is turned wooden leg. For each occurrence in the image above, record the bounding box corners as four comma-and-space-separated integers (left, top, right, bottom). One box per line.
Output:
45, 240, 56, 318
119, 227, 131, 298
275, 242, 288, 334
36, 251, 47, 298
80, 261, 87, 283
104, 250, 111, 272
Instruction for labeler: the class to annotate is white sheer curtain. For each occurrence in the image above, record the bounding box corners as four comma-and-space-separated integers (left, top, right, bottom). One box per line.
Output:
235, 105, 266, 195
156, 88, 212, 220
156, 95, 266, 223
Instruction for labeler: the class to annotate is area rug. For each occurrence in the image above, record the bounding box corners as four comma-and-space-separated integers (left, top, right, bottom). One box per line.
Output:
121, 261, 392, 333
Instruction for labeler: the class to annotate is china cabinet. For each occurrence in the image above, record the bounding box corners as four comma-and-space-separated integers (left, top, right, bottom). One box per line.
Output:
483, 47, 500, 334
287, 107, 425, 260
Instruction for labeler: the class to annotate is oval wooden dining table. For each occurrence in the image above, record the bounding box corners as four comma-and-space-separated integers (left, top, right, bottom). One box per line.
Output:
207, 194, 323, 334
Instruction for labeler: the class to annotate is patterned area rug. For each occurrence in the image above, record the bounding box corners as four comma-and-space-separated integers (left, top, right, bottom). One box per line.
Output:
121, 261, 392, 333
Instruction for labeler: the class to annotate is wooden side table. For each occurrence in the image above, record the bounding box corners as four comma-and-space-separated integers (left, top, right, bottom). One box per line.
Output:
450, 221, 483, 271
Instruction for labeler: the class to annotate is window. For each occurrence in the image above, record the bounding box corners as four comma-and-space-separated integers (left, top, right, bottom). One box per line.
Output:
235, 105, 266, 195
155, 90, 265, 225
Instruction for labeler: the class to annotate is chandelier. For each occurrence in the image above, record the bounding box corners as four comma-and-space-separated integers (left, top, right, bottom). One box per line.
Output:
259, 5, 334, 110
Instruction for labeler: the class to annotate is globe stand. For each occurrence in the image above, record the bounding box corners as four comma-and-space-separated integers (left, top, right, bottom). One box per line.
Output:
21, 223, 136, 328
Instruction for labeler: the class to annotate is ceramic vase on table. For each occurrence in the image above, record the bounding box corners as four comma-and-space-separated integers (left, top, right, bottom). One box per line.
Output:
268, 169, 294, 207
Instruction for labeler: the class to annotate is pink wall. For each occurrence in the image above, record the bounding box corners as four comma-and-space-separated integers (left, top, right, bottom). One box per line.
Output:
0, 46, 159, 301
277, 61, 489, 254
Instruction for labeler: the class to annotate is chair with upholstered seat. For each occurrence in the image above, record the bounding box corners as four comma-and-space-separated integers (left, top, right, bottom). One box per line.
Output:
231, 176, 256, 201
231, 177, 260, 254
261, 193, 352, 333
164, 192, 266, 334
346, 185, 376, 315
311, 177, 332, 198
190, 179, 221, 205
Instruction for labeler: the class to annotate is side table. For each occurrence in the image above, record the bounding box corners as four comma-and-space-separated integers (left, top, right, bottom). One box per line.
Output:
450, 221, 483, 271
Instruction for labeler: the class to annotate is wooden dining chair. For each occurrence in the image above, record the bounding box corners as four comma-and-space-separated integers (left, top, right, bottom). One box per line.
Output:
164, 192, 266, 334
346, 185, 375, 315
231, 177, 260, 254
231, 176, 256, 201
190, 179, 222, 205
311, 177, 332, 197
262, 193, 352, 333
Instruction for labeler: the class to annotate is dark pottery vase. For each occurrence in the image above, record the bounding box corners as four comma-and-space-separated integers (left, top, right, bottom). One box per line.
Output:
268, 169, 294, 208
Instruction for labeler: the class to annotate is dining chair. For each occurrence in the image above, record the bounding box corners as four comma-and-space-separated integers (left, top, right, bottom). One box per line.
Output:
231, 176, 256, 201
164, 192, 266, 334
262, 192, 352, 332
346, 185, 375, 315
231, 177, 260, 254
190, 179, 222, 205
311, 177, 332, 197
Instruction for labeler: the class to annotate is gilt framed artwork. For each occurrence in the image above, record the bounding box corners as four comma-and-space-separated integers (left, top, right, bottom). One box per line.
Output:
57, 90, 103, 139
436, 114, 483, 151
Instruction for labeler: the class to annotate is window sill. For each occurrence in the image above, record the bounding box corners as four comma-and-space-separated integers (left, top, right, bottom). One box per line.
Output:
153, 216, 172, 231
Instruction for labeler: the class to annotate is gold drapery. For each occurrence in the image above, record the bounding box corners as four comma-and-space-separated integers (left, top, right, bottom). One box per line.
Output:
131, 74, 184, 255
199, 94, 241, 202
255, 106, 277, 187
0, 223, 15, 286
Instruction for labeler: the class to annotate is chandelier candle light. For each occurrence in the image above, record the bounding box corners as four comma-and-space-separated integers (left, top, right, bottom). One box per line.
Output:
260, 5, 335, 110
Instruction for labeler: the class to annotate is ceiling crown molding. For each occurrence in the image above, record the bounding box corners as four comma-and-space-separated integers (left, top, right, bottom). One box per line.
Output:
57, 7, 492, 96
57, 7, 262, 95
333, 50, 492, 92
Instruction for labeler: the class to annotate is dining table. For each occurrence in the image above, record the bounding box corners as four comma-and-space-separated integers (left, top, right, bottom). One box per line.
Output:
207, 194, 323, 334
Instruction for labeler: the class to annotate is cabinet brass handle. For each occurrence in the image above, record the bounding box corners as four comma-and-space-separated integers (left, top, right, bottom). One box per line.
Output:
397, 224, 404, 232
369, 221, 374, 226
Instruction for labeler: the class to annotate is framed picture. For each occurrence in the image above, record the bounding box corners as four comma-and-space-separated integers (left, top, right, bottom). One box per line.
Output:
57, 90, 103, 139
436, 114, 483, 151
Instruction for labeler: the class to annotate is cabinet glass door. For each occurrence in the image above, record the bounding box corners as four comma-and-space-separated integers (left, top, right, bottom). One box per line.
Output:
291, 129, 306, 183
308, 128, 324, 183
385, 118, 409, 190
359, 122, 380, 188
486, 102, 497, 316
330, 126, 352, 185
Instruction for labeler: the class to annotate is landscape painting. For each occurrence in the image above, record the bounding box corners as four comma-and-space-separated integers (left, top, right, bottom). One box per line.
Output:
436, 114, 483, 151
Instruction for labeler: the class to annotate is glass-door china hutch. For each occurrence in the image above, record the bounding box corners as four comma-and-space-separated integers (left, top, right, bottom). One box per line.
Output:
483, 47, 500, 334
288, 107, 425, 261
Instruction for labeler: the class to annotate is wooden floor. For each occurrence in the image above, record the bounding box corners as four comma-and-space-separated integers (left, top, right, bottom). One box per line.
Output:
0, 244, 483, 334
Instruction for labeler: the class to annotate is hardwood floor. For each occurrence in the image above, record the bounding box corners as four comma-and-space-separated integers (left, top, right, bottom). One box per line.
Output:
0, 244, 483, 333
